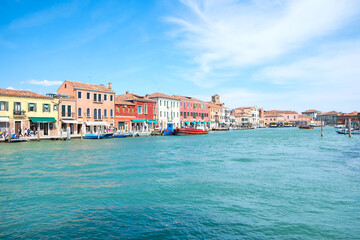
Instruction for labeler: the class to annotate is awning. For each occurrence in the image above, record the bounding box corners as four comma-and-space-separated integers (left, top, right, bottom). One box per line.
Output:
62, 120, 79, 124
184, 121, 189, 124
131, 119, 146, 122
0, 117, 9, 122
207, 121, 211, 124
147, 120, 158, 124
30, 117, 56, 123
191, 121, 196, 124
85, 121, 107, 126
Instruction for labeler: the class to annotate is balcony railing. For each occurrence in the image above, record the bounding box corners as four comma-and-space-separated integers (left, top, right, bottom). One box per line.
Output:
93, 100, 103, 103
62, 112, 75, 119
13, 110, 26, 117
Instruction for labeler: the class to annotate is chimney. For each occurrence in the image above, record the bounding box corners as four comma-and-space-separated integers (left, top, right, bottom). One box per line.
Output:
126, 91, 129, 94
108, 82, 112, 90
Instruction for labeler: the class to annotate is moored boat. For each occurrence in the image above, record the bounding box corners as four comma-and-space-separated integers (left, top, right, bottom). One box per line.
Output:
163, 123, 174, 135
102, 133, 114, 138
174, 128, 209, 135
299, 126, 314, 129
114, 133, 131, 138
83, 133, 104, 139
336, 129, 360, 135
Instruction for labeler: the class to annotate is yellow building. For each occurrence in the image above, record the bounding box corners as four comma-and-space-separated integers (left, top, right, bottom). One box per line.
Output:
0, 88, 59, 137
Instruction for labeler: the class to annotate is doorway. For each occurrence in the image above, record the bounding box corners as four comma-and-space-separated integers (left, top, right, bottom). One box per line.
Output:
15, 121, 21, 135
44, 123, 49, 135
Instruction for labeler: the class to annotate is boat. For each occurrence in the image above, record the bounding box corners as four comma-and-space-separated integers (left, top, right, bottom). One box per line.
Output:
102, 133, 114, 139
299, 126, 314, 129
212, 128, 229, 131
174, 128, 209, 135
163, 123, 174, 135
114, 133, 131, 138
336, 129, 360, 135
134, 131, 150, 137
334, 124, 345, 129
269, 122, 278, 128
83, 133, 104, 139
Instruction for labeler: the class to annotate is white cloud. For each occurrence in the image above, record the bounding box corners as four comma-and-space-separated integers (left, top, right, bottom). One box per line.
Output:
28, 80, 63, 86
7, 87, 15, 90
166, 0, 360, 86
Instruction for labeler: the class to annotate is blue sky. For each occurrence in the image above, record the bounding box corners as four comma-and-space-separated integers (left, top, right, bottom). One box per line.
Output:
1, 0, 360, 112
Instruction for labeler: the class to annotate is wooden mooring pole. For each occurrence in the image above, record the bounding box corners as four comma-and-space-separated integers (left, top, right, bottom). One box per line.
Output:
349, 119, 352, 138
321, 120, 323, 137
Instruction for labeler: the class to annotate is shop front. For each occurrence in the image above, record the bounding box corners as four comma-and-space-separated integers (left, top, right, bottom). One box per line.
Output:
29, 117, 57, 136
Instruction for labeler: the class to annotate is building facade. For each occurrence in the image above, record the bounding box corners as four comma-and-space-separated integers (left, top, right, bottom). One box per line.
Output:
57, 80, 115, 134
172, 95, 209, 127
234, 107, 260, 126
114, 97, 136, 132
302, 110, 321, 120
116, 92, 157, 131
337, 112, 359, 124
209, 94, 226, 128
316, 111, 339, 125
0, 88, 59, 137
148, 93, 180, 129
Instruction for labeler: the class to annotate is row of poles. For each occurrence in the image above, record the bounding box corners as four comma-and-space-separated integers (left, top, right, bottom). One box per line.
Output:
321, 119, 354, 137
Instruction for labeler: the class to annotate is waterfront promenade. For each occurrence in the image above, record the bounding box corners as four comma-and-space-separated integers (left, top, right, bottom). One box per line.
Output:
1, 128, 359, 239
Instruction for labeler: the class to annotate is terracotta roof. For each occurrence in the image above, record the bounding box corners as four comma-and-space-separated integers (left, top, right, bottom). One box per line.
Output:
0, 88, 52, 99
116, 93, 156, 103
148, 92, 177, 100
318, 111, 339, 116
208, 102, 225, 108
234, 112, 251, 117
265, 110, 298, 114
172, 95, 206, 103
114, 96, 135, 105
65, 80, 114, 93
302, 109, 321, 113
235, 106, 256, 110
338, 111, 358, 116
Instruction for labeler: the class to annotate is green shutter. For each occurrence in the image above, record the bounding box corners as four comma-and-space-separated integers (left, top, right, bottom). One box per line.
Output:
34, 103, 37, 112
28, 103, 30, 112
6, 101, 8, 111
43, 103, 44, 112
49, 104, 51, 112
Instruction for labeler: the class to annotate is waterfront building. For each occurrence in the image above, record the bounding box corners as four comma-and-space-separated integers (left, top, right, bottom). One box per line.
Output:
298, 114, 313, 124
172, 95, 209, 128
265, 110, 299, 123
234, 107, 260, 126
316, 111, 339, 125
337, 112, 359, 124
57, 80, 115, 134
0, 88, 59, 136
148, 93, 180, 129
234, 112, 252, 127
263, 114, 285, 126
208, 94, 227, 128
114, 96, 136, 132
302, 109, 321, 120
116, 92, 157, 131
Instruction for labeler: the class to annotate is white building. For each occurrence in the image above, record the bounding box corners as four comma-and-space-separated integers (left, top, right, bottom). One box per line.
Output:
234, 106, 260, 126
148, 93, 180, 129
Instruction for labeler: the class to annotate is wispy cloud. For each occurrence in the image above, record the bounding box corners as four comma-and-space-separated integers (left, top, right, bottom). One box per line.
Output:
166, 0, 360, 86
7, 87, 15, 90
9, 1, 80, 29
28, 80, 63, 86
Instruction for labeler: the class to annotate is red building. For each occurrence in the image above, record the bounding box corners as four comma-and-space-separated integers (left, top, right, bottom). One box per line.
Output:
173, 95, 209, 126
337, 112, 359, 124
115, 92, 157, 131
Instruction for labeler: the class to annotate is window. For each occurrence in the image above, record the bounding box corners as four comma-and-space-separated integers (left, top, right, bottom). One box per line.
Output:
53, 105, 58, 111
78, 108, 82, 117
94, 109, 97, 120
98, 109, 102, 119
67, 105, 71, 117
177, 112, 179, 117
110, 95, 113, 101
187, 103, 189, 108
28, 103, 36, 112
132, 108, 134, 113
144, 104, 148, 114
87, 92, 90, 99
14, 102, 21, 111
104, 94, 107, 101
87, 108, 90, 117
128, 107, 130, 113
110, 109, 113, 117
181, 112, 183, 116
104, 109, 107, 117
138, 106, 142, 114
160, 111, 162, 117
94, 93, 97, 101
180, 102, 182, 107
0, 101, 8, 111
78, 91, 82, 99
62, 105, 66, 117
123, 107, 125, 112
43, 104, 50, 112
160, 100, 162, 106
153, 107, 156, 114
98, 94, 102, 102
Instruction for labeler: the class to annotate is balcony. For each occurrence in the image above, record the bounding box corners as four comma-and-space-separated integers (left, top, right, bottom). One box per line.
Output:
13, 110, 26, 117
62, 112, 75, 119
93, 100, 103, 104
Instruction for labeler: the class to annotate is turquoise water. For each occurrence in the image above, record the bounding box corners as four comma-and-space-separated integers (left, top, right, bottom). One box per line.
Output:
1, 127, 360, 239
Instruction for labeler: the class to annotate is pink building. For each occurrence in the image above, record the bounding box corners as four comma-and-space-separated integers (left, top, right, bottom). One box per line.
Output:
173, 95, 209, 126
265, 110, 299, 123
57, 80, 115, 134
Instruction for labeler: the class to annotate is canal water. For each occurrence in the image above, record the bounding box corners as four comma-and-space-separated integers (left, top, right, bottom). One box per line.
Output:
1, 127, 359, 239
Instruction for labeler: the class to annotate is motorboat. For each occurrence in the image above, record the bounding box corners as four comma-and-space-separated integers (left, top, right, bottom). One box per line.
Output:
163, 123, 174, 135
299, 126, 314, 129
336, 129, 360, 135
113, 133, 131, 138
83, 133, 103, 139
